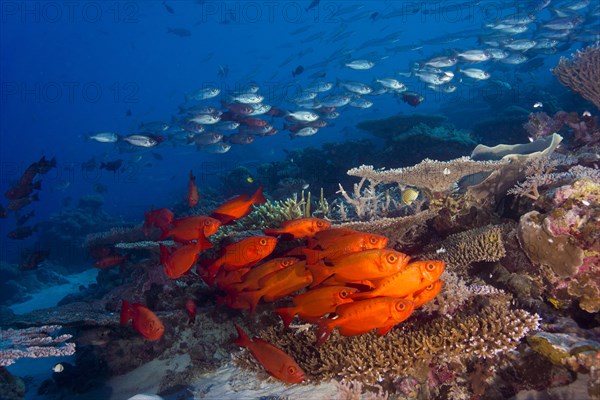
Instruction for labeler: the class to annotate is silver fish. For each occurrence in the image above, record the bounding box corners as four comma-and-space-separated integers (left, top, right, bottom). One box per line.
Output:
338, 80, 373, 95
189, 114, 221, 124
88, 132, 119, 143
287, 111, 320, 122
459, 68, 490, 80
123, 135, 158, 147
345, 59, 375, 70
186, 87, 220, 102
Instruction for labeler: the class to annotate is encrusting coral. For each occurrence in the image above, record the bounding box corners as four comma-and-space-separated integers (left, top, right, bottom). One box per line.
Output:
421, 225, 507, 272
236, 296, 540, 388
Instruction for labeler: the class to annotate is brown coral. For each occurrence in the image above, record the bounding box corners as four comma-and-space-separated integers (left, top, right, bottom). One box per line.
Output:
422, 225, 507, 272
238, 299, 539, 386
553, 44, 600, 110
347, 157, 508, 194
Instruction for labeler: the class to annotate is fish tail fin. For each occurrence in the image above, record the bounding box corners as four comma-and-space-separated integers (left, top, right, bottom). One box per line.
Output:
196, 233, 213, 251
251, 186, 266, 205
120, 300, 133, 325
159, 244, 169, 265
189, 169, 195, 182
158, 227, 170, 240
237, 290, 263, 315
305, 262, 331, 288
315, 318, 333, 345
233, 324, 252, 348
206, 260, 223, 280
262, 228, 280, 237
273, 307, 296, 328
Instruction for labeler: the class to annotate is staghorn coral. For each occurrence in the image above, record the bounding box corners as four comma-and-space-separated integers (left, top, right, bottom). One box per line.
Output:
0, 325, 76, 367
421, 225, 506, 272
347, 157, 508, 194
553, 43, 600, 110
238, 299, 540, 386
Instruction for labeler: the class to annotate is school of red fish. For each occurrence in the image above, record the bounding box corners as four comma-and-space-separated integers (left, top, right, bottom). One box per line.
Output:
104, 172, 445, 384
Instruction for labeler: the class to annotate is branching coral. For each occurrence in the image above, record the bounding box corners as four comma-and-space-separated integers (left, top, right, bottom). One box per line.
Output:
336, 177, 396, 220
237, 299, 540, 386
347, 157, 508, 194
0, 325, 76, 367
553, 43, 600, 110
421, 225, 507, 272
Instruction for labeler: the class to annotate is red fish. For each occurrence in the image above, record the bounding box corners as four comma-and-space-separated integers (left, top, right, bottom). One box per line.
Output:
7, 194, 39, 211
160, 216, 221, 242
302, 232, 389, 264
306, 249, 410, 288
410, 280, 443, 308
160, 234, 213, 279
316, 297, 415, 344
94, 254, 128, 269
185, 299, 196, 324
273, 285, 358, 328
229, 257, 300, 292
143, 207, 174, 236
351, 260, 445, 301
263, 217, 331, 240
4, 180, 41, 200
236, 261, 313, 315
120, 300, 164, 340
234, 324, 305, 384
187, 170, 199, 207
205, 235, 277, 278
210, 187, 266, 225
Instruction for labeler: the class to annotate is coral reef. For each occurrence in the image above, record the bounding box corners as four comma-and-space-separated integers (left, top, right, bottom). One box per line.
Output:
356, 113, 446, 140
347, 157, 508, 194
0, 262, 69, 306
0, 325, 75, 367
34, 195, 125, 270
553, 44, 600, 110
421, 224, 507, 272
237, 295, 540, 392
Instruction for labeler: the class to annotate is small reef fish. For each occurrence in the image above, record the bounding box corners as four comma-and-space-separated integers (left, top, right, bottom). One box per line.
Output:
120, 300, 164, 340
160, 235, 213, 279
185, 87, 220, 102
273, 285, 358, 328
210, 186, 266, 224
5, 181, 41, 201
187, 170, 199, 208
401, 92, 424, 107
7, 194, 39, 212
306, 249, 410, 287
205, 236, 277, 277
185, 299, 196, 324
234, 324, 306, 384
351, 260, 445, 300
401, 188, 419, 205
123, 135, 159, 148
345, 59, 375, 70
160, 215, 221, 242
143, 208, 174, 236
100, 160, 124, 173
94, 254, 128, 269
263, 217, 331, 240
8, 225, 37, 240
316, 297, 415, 344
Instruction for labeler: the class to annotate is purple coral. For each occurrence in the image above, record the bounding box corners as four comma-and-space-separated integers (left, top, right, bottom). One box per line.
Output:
523, 112, 566, 140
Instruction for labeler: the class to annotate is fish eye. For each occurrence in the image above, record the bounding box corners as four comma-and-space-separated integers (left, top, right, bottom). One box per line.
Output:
260, 238, 267, 245
369, 237, 378, 244
340, 290, 348, 298
387, 254, 397, 263
427, 263, 435, 270
396, 302, 405, 310
288, 366, 296, 374
316, 221, 324, 227
426, 284, 434, 290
